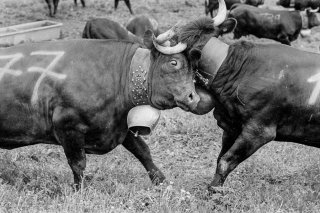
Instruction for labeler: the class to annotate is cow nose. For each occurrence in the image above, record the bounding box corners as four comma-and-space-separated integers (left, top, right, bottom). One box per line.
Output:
187, 90, 200, 110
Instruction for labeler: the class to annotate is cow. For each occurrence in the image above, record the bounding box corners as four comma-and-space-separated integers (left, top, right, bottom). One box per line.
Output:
276, 0, 320, 11
45, 0, 85, 17
82, 18, 143, 45
115, 0, 133, 14
0, 31, 206, 189
155, 0, 320, 193
126, 14, 161, 38
205, 0, 264, 17
229, 4, 320, 45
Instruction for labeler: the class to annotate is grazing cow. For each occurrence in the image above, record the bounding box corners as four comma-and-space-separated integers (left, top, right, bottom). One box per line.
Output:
0, 32, 203, 189
45, 0, 85, 17
205, 0, 264, 17
229, 4, 320, 45
156, 0, 320, 193
82, 18, 143, 45
115, 0, 133, 14
126, 14, 161, 38
276, 0, 320, 11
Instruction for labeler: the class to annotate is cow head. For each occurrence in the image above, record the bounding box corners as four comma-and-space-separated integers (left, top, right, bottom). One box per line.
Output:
148, 0, 234, 114
141, 30, 200, 112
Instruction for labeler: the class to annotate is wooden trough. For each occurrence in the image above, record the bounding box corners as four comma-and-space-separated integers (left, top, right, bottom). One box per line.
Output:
0, 20, 63, 47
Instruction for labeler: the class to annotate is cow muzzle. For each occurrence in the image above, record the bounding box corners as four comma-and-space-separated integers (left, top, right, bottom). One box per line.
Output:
175, 90, 200, 112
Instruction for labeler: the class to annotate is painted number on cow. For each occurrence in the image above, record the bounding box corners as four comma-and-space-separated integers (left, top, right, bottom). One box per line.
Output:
308, 73, 320, 105
0, 53, 24, 81
28, 51, 67, 104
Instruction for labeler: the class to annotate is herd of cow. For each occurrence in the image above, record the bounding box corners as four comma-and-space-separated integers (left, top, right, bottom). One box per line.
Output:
3, 0, 320, 194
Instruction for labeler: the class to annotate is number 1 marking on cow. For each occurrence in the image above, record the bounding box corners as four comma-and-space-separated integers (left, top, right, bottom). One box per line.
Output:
28, 51, 67, 105
0, 53, 24, 81
308, 73, 320, 105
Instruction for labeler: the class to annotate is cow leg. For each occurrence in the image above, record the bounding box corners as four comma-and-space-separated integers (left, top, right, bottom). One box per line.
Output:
208, 123, 276, 192
53, 107, 87, 190
114, 0, 119, 10
45, 0, 53, 17
122, 132, 165, 184
74, 0, 78, 7
124, 0, 134, 14
80, 0, 85, 7
53, 0, 59, 15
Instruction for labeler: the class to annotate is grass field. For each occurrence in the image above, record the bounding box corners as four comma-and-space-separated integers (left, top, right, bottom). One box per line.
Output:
1, 0, 320, 212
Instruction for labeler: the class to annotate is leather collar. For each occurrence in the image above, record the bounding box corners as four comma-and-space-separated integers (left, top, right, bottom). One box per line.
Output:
128, 48, 151, 106
196, 37, 229, 89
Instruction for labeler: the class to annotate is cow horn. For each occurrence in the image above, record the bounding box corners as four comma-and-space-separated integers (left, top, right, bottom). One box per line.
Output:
308, 7, 319, 13
155, 23, 181, 44
213, 0, 227, 26
152, 35, 187, 54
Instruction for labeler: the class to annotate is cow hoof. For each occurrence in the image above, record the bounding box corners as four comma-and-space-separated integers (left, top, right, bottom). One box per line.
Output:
207, 185, 233, 195
150, 171, 166, 185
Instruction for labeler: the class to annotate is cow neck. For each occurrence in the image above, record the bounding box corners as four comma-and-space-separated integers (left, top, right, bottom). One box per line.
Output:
128, 48, 151, 106
197, 37, 229, 87
300, 11, 309, 29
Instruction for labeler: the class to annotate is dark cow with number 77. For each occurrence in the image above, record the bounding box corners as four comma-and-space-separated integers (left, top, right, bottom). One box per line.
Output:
0, 31, 214, 189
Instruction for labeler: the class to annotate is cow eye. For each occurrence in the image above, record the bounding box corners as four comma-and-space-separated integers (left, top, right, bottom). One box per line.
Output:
170, 60, 178, 66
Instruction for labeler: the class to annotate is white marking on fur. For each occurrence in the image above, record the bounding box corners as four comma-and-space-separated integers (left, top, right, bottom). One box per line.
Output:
0, 53, 23, 81
28, 51, 67, 105
308, 72, 320, 105
279, 70, 285, 79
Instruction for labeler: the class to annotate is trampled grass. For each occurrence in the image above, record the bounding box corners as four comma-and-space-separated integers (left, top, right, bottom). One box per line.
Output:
1, 0, 320, 212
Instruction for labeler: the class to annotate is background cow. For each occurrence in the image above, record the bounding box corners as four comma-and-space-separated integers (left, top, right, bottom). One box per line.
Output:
0, 31, 201, 189
229, 4, 320, 45
205, 0, 264, 17
277, 0, 320, 11
115, 0, 133, 14
126, 14, 161, 38
45, 0, 85, 17
82, 18, 144, 44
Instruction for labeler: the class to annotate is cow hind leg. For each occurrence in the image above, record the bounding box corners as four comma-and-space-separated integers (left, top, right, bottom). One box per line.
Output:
122, 132, 165, 184
53, 0, 59, 15
208, 123, 276, 193
53, 107, 88, 190
80, 0, 85, 7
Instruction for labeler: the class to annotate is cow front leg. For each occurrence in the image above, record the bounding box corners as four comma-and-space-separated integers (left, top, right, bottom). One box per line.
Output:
53, 107, 87, 190
208, 123, 276, 192
122, 132, 165, 184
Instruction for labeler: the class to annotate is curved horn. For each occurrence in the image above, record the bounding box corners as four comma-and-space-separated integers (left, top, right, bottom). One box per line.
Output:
155, 22, 181, 44
308, 7, 319, 13
152, 35, 187, 54
213, 0, 227, 26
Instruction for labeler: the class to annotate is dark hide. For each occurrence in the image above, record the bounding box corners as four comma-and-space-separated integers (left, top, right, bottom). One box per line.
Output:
115, 0, 133, 14
205, 0, 264, 17
229, 4, 320, 45
82, 18, 143, 45
277, 0, 320, 11
0, 38, 198, 188
126, 15, 160, 38
45, 0, 85, 17
179, 16, 320, 192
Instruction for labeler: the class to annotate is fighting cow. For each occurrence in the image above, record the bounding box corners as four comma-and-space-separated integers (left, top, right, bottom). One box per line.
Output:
0, 31, 205, 189
277, 0, 320, 11
205, 0, 264, 17
45, 0, 85, 17
155, 0, 320, 193
126, 14, 161, 38
115, 0, 133, 14
82, 18, 143, 45
229, 4, 320, 45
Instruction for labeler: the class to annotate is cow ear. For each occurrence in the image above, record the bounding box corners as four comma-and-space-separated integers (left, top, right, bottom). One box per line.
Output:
220, 18, 237, 34
143, 29, 154, 49
189, 48, 202, 64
